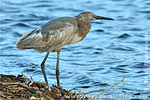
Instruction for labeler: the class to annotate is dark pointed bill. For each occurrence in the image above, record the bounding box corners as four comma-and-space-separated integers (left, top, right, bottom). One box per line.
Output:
94, 15, 114, 20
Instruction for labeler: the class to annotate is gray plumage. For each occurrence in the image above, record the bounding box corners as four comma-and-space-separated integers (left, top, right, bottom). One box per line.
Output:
16, 11, 113, 86
16, 17, 78, 52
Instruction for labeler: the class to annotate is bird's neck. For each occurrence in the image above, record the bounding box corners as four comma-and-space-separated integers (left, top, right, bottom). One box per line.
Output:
77, 20, 91, 38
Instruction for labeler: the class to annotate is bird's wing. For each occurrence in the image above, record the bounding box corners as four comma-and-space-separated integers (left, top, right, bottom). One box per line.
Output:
41, 21, 76, 45
16, 19, 77, 49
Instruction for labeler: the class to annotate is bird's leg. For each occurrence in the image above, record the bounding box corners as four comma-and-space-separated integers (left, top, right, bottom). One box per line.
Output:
41, 52, 50, 86
56, 49, 61, 86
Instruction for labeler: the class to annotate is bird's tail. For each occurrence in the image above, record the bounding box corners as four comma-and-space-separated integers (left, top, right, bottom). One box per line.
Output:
16, 29, 39, 50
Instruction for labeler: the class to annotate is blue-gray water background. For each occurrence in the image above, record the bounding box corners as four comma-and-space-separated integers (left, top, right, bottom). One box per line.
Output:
0, 0, 150, 99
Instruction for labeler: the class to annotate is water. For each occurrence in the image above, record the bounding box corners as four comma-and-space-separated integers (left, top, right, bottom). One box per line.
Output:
0, 0, 150, 99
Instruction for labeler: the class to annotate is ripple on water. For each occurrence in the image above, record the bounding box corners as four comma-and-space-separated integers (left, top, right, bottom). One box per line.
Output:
115, 33, 132, 39
0, 37, 5, 42
0, 8, 21, 13
18, 18, 37, 22
16, 62, 38, 68
1, 19, 15, 24
136, 71, 145, 73
124, 27, 144, 31
11, 23, 31, 28
110, 67, 129, 73
18, 14, 50, 20
95, 29, 104, 32
116, 64, 129, 68
71, 62, 90, 66
24, 68, 35, 72
13, 32, 22, 37
132, 40, 146, 45
137, 10, 150, 14
107, 45, 135, 52
93, 51, 102, 54
82, 46, 95, 50
130, 62, 147, 69
88, 67, 105, 71
72, 51, 85, 54
92, 82, 110, 87
30, 4, 54, 8
76, 76, 91, 84
0, 54, 18, 57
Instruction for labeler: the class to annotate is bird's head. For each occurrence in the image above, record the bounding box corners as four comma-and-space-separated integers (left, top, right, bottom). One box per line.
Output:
76, 11, 114, 22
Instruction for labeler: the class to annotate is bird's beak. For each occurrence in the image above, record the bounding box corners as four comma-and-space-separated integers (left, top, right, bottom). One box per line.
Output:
94, 15, 114, 20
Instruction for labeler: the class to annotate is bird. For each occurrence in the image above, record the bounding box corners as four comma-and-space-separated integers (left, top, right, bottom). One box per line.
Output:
16, 11, 113, 86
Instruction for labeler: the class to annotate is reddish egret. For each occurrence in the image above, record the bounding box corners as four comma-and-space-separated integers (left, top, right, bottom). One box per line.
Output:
16, 11, 113, 86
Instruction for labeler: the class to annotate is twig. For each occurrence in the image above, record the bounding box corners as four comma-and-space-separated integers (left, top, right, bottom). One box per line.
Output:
91, 77, 125, 99
0, 82, 24, 85
18, 84, 36, 94
30, 76, 33, 81
21, 73, 35, 86
21, 73, 30, 82
84, 89, 105, 95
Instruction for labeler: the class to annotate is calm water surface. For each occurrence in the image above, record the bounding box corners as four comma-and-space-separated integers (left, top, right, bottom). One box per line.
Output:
0, 0, 150, 99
